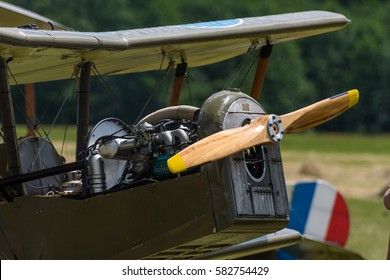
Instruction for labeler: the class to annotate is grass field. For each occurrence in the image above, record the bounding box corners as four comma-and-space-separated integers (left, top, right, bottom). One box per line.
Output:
281, 133, 390, 260
13, 126, 390, 259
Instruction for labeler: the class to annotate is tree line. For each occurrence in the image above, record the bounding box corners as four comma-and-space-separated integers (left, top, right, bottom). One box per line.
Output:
7, 0, 390, 132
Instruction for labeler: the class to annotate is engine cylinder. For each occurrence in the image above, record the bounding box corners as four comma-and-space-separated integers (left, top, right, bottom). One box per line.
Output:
99, 138, 137, 159
87, 151, 107, 194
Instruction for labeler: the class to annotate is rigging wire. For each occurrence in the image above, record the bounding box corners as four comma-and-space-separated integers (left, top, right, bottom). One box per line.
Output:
25, 91, 69, 173
8, 67, 77, 172
59, 78, 78, 159
60, 122, 69, 157
7, 69, 45, 140
59, 74, 80, 159
162, 66, 175, 106
184, 76, 193, 106
8, 66, 77, 148
29, 76, 77, 169
238, 58, 257, 89
91, 64, 130, 124
223, 43, 258, 90
135, 52, 170, 123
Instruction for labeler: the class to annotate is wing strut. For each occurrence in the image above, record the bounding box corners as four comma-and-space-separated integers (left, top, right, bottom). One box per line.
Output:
168, 61, 187, 106
0, 57, 26, 200
250, 43, 273, 100
76, 62, 92, 160
24, 83, 36, 136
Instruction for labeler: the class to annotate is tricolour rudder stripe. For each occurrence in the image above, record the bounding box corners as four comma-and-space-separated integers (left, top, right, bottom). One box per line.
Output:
304, 181, 337, 240
325, 191, 350, 246
288, 181, 317, 234
288, 180, 350, 246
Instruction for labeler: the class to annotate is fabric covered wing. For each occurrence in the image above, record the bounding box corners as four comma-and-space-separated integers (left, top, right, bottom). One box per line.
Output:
194, 229, 302, 260
0, 11, 349, 85
277, 236, 364, 260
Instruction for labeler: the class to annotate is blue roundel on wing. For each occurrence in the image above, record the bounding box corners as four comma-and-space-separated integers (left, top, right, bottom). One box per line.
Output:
182, 19, 242, 28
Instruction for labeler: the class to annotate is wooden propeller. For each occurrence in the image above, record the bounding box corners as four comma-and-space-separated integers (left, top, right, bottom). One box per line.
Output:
167, 89, 359, 173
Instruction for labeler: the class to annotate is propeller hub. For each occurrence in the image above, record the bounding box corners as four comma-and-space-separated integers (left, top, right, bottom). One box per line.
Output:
267, 115, 284, 142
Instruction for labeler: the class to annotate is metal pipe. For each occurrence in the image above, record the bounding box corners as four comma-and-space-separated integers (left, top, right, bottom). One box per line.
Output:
76, 62, 92, 160
0, 57, 25, 199
0, 160, 87, 189
99, 138, 138, 159
136, 105, 199, 125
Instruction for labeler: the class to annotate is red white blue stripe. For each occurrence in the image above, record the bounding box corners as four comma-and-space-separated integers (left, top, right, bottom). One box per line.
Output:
288, 180, 349, 246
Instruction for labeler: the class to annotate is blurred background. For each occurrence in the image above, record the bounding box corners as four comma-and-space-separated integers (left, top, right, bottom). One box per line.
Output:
6, 0, 390, 133
3, 0, 390, 259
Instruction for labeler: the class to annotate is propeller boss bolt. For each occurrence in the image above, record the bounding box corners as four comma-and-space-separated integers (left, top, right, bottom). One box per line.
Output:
267, 115, 284, 143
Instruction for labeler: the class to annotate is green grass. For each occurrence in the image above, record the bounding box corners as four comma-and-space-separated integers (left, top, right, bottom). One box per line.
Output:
346, 198, 390, 260
280, 133, 390, 260
16, 124, 78, 142
281, 132, 390, 260
280, 133, 390, 154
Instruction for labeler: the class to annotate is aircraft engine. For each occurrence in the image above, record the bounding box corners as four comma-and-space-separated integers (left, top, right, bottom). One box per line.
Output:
194, 89, 290, 233
84, 106, 199, 195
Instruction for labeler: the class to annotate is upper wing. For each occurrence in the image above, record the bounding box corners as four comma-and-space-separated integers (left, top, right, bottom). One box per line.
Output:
0, 10, 350, 85
0, 1, 71, 31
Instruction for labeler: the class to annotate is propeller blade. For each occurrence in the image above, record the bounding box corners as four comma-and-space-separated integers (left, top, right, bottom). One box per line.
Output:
281, 89, 359, 133
167, 89, 359, 174
168, 116, 272, 174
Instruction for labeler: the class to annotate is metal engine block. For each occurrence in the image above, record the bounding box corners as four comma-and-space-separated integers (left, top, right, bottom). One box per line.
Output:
197, 89, 290, 231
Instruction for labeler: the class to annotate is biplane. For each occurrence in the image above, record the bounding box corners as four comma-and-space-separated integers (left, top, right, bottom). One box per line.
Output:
0, 1, 362, 259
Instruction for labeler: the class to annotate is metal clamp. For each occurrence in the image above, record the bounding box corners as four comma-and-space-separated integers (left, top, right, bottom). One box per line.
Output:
267, 115, 284, 142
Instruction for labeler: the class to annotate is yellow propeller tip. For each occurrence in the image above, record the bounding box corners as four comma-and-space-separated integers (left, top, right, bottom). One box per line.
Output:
348, 89, 359, 108
167, 154, 187, 174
